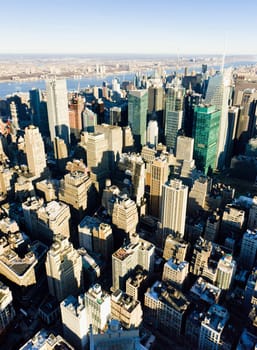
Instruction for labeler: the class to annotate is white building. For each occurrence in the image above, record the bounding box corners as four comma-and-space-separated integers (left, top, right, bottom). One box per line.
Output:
162, 258, 189, 288
160, 179, 188, 240
46, 79, 70, 144
24, 125, 46, 177
199, 304, 229, 350
0, 281, 15, 334
216, 255, 236, 290
146, 120, 158, 148
61, 295, 88, 350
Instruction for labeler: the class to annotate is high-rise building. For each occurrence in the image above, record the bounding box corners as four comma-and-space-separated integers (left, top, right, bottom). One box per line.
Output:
183, 91, 201, 137
162, 258, 189, 288
176, 136, 194, 162
190, 237, 212, 275
82, 107, 97, 132
163, 234, 188, 262
22, 198, 71, 244
84, 284, 111, 334
149, 157, 169, 218
68, 94, 84, 140
216, 255, 236, 290
60, 295, 88, 350
240, 230, 257, 270
111, 289, 143, 329
29, 88, 41, 126
86, 132, 109, 190
118, 153, 145, 206
95, 124, 123, 171
148, 86, 164, 113
204, 211, 221, 242
46, 79, 70, 144
112, 239, 155, 291
0, 281, 16, 335
24, 125, 46, 177
204, 70, 232, 169
248, 196, 257, 231
187, 175, 211, 216
199, 304, 229, 350
146, 120, 158, 148
109, 106, 121, 125
164, 82, 185, 151
225, 106, 239, 166
160, 179, 188, 240
193, 104, 220, 174
45, 235, 83, 301
128, 90, 148, 149
54, 136, 68, 172
144, 281, 190, 336
112, 195, 139, 238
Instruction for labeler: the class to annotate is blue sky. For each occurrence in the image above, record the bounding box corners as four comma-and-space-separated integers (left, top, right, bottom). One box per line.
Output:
0, 0, 257, 55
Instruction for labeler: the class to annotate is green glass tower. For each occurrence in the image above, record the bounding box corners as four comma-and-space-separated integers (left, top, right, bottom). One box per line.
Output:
193, 105, 220, 175
128, 90, 148, 150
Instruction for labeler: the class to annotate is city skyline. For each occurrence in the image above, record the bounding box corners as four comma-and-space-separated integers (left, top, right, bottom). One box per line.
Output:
1, 0, 257, 55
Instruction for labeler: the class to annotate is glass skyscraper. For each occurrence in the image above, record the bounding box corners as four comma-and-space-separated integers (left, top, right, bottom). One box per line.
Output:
193, 104, 221, 175
128, 90, 148, 150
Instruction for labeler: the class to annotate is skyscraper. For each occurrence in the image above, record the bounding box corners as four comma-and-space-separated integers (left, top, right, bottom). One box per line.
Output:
160, 179, 188, 240
146, 120, 158, 148
128, 90, 148, 149
46, 79, 70, 144
164, 81, 185, 151
45, 235, 83, 301
149, 157, 169, 218
204, 69, 232, 169
24, 125, 46, 177
193, 105, 220, 174
29, 88, 41, 126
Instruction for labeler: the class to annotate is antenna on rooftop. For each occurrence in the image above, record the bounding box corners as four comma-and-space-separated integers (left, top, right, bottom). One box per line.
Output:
220, 33, 228, 73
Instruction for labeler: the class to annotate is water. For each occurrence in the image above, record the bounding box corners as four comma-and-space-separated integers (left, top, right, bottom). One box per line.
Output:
0, 60, 255, 98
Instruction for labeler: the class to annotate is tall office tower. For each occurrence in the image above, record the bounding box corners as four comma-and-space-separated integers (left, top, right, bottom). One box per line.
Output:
225, 106, 239, 166
78, 216, 113, 260
82, 107, 97, 132
216, 255, 236, 291
54, 136, 68, 171
29, 88, 41, 126
46, 79, 70, 144
118, 153, 145, 206
190, 237, 212, 275
0, 164, 13, 200
24, 125, 46, 177
235, 89, 257, 154
95, 124, 123, 171
110, 106, 121, 125
68, 94, 84, 140
101, 180, 120, 215
122, 126, 135, 152
146, 120, 158, 148
160, 179, 188, 241
199, 304, 229, 350
112, 78, 121, 94
183, 92, 202, 137
112, 195, 139, 238
164, 82, 185, 151
187, 176, 211, 216
176, 135, 194, 161
244, 268, 257, 311
162, 258, 189, 288
144, 281, 190, 336
204, 211, 221, 242
112, 239, 155, 291
240, 230, 257, 270
45, 235, 83, 301
60, 295, 88, 350
87, 132, 109, 187
0, 281, 16, 334
84, 284, 111, 334
248, 197, 257, 231
148, 86, 164, 113
22, 198, 71, 243
126, 266, 148, 301
204, 69, 232, 169
193, 105, 220, 174
59, 169, 92, 214
111, 290, 143, 329
128, 89, 148, 149
163, 234, 188, 261
9, 101, 19, 132
149, 157, 169, 218
221, 204, 245, 239
91, 319, 141, 350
